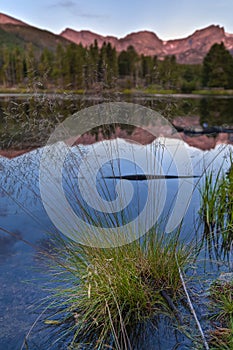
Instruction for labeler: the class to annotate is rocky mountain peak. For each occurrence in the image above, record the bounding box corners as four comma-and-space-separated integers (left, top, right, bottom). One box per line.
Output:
0, 13, 28, 26
190, 24, 225, 40
0, 12, 232, 64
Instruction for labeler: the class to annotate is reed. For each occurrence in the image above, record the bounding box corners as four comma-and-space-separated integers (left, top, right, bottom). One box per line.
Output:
199, 159, 233, 259
209, 277, 233, 349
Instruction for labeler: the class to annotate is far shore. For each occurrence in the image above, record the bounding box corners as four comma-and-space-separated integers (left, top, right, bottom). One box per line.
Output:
0, 88, 233, 98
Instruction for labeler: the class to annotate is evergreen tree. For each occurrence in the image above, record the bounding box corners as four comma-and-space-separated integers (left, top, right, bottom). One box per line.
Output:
2, 47, 11, 86
118, 45, 139, 87
118, 50, 130, 76
141, 55, 154, 85
105, 42, 118, 87
14, 48, 24, 85
25, 43, 37, 85
38, 48, 54, 86
202, 42, 233, 89
53, 44, 65, 87
84, 39, 99, 88
158, 55, 177, 89
98, 42, 107, 83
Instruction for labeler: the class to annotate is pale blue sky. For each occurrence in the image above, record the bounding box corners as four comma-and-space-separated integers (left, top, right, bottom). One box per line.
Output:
1, 0, 233, 39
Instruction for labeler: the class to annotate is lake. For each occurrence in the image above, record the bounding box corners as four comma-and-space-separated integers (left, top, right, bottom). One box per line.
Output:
0, 93, 233, 155
0, 93, 233, 349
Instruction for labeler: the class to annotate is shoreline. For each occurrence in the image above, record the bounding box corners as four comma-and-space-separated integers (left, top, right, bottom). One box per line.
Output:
0, 89, 233, 98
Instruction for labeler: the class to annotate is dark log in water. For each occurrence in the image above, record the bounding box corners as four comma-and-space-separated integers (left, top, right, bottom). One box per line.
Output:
104, 174, 200, 181
173, 124, 233, 135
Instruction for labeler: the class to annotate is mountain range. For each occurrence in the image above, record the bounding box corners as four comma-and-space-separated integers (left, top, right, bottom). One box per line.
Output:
1, 12, 233, 64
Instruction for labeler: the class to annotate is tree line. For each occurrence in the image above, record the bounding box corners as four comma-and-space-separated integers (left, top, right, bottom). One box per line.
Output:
0, 40, 232, 91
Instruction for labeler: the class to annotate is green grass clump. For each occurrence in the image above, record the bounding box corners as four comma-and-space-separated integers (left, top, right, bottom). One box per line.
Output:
193, 89, 233, 96
209, 277, 233, 349
44, 231, 194, 349
200, 161, 233, 258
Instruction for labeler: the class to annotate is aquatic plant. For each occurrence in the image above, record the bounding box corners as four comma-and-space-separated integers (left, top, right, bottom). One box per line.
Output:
42, 230, 195, 349
199, 158, 233, 259
209, 275, 233, 349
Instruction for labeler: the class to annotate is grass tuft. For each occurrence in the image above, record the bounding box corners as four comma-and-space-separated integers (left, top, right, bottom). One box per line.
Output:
43, 230, 195, 349
209, 277, 233, 349
199, 159, 233, 259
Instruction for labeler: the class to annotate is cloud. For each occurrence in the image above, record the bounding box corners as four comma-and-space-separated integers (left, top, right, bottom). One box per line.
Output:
58, 0, 77, 8
76, 13, 107, 19
49, 1, 107, 19
49, 0, 77, 9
